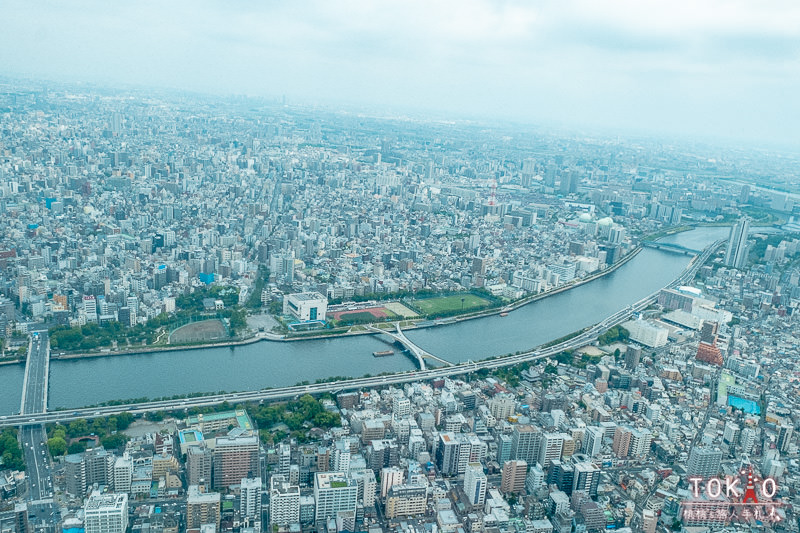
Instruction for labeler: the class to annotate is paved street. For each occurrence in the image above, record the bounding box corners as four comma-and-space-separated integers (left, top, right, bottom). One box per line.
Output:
20, 332, 59, 531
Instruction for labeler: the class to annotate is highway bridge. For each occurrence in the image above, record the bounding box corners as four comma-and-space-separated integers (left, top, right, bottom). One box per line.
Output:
641, 240, 701, 255
365, 323, 454, 370
19, 331, 59, 529
0, 240, 722, 431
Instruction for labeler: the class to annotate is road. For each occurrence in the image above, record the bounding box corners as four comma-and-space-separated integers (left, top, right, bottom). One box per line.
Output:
0, 241, 721, 431
20, 331, 49, 416
19, 331, 59, 531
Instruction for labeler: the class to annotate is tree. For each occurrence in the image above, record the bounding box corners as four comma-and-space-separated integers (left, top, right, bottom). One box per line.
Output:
0, 429, 24, 471
147, 411, 165, 422
47, 436, 67, 457
100, 433, 128, 451
66, 419, 89, 439
313, 411, 341, 428
67, 441, 87, 455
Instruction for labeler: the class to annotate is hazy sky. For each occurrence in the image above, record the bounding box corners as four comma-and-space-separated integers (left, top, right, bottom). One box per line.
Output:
2, 1, 799, 144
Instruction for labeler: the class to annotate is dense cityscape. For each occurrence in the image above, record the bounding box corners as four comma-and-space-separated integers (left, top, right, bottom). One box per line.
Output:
0, 76, 800, 533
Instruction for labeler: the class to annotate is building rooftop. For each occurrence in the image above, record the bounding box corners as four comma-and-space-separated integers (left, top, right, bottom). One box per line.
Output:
185, 409, 253, 431
85, 491, 128, 511
187, 485, 221, 504
289, 292, 326, 302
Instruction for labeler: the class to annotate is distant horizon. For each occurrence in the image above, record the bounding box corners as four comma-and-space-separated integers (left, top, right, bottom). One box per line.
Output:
4, 71, 799, 160
1, 1, 798, 149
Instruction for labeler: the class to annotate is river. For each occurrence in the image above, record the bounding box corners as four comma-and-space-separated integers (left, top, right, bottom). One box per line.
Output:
0, 226, 733, 414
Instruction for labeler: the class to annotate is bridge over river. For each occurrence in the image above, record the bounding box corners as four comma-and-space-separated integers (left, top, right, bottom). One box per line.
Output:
365, 323, 454, 370
641, 240, 701, 255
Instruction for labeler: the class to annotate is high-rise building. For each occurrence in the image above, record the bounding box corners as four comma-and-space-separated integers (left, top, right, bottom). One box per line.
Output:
642, 509, 658, 533
110, 112, 122, 133
777, 422, 794, 453
392, 394, 411, 418
313, 472, 358, 522
624, 345, 641, 370
113, 455, 132, 494
612, 427, 632, 458
489, 394, 515, 422
547, 460, 574, 495
381, 466, 404, 499
278, 442, 291, 477
187, 485, 221, 530
526, 463, 546, 493
463, 463, 487, 507
511, 425, 542, 465
560, 169, 578, 195
500, 460, 527, 494
572, 461, 601, 498
213, 434, 260, 489
84, 447, 114, 489
269, 475, 300, 528
435, 432, 482, 476
84, 492, 128, 533
724, 217, 750, 268
332, 440, 351, 475
497, 433, 513, 464
740, 428, 757, 455
699, 321, 719, 344
241, 477, 262, 532
538, 433, 565, 468
82, 295, 98, 322
696, 341, 724, 366
187, 445, 213, 489
385, 484, 427, 519
349, 468, 377, 508
628, 428, 652, 458
64, 454, 86, 498
583, 427, 604, 457
687, 447, 723, 479
612, 426, 651, 459
723, 422, 741, 445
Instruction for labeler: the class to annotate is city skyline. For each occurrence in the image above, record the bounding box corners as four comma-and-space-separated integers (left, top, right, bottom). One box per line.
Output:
1, 1, 799, 147
1, 5, 799, 527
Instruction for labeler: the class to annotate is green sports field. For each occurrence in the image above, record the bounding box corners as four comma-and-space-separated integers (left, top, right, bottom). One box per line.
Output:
412, 293, 491, 315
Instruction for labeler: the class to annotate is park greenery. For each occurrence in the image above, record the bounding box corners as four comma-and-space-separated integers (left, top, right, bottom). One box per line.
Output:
0, 428, 24, 471
327, 289, 500, 320
69, 394, 344, 447
140, 394, 343, 446
249, 394, 341, 444
50, 321, 157, 351
598, 325, 630, 345
246, 267, 270, 309
46, 413, 134, 456
408, 292, 493, 318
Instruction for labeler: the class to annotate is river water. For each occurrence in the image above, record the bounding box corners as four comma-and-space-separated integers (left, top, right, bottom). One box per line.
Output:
0, 226, 732, 413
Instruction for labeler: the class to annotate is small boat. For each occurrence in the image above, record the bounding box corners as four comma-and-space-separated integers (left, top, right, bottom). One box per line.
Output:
500, 312, 509, 317
373, 350, 394, 357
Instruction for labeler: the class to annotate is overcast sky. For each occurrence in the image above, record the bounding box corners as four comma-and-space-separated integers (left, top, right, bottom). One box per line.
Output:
1, 1, 799, 145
